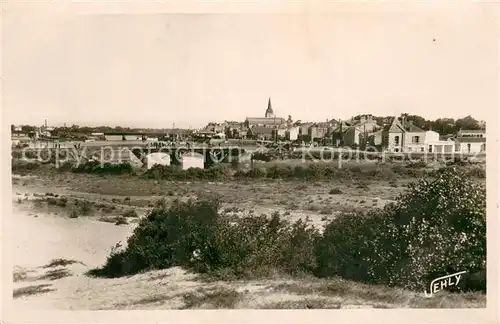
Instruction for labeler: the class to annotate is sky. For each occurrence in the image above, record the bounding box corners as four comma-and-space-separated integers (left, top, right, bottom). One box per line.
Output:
3, 2, 498, 129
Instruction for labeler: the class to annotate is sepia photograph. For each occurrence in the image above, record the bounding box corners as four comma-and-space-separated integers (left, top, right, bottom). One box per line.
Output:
1, 1, 498, 323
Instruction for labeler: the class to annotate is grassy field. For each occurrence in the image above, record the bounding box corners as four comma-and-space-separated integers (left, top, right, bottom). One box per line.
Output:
12, 170, 414, 228
10, 159, 486, 309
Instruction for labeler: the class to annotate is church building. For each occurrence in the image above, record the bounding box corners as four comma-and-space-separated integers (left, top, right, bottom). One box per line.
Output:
245, 98, 286, 128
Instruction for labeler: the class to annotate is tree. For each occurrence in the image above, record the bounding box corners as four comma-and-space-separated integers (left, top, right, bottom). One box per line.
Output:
406, 115, 429, 130
430, 118, 456, 135
21, 125, 36, 133
456, 115, 480, 131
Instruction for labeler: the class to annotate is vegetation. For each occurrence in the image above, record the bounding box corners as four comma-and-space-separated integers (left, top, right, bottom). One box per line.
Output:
71, 161, 133, 175
122, 209, 139, 218
143, 164, 232, 181
11, 160, 41, 175
88, 168, 485, 294
68, 199, 94, 218
13, 284, 55, 298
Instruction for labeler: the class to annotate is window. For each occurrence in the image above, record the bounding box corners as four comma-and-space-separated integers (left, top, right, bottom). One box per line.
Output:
428, 145, 433, 153
412, 136, 420, 143
420, 147, 424, 152
394, 136, 400, 145
455, 144, 460, 152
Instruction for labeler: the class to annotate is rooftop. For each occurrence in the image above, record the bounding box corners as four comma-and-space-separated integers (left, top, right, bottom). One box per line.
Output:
454, 137, 486, 143
457, 129, 485, 134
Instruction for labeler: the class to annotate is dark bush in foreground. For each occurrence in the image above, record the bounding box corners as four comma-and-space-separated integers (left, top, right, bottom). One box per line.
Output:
72, 161, 133, 175
90, 168, 485, 293
88, 196, 319, 278
316, 167, 486, 291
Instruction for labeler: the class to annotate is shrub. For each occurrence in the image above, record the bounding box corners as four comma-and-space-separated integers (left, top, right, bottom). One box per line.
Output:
72, 161, 133, 175
11, 160, 41, 175
57, 162, 74, 172
467, 167, 486, 179
115, 216, 128, 225
252, 152, 273, 162
246, 168, 267, 179
69, 199, 93, 217
102, 205, 116, 213
89, 196, 319, 279
122, 209, 138, 218
329, 188, 342, 195
143, 164, 231, 181
46, 196, 68, 207
68, 209, 79, 218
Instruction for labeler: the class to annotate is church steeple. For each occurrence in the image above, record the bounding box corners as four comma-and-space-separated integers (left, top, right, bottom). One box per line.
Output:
265, 97, 274, 118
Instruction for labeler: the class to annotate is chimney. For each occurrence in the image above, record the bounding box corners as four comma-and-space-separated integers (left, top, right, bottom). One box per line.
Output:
367, 114, 372, 123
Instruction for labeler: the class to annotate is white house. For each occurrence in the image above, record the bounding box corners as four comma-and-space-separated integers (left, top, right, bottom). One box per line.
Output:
383, 117, 455, 153
454, 137, 486, 154
146, 152, 171, 169
285, 126, 300, 141
383, 117, 426, 152
451, 129, 486, 154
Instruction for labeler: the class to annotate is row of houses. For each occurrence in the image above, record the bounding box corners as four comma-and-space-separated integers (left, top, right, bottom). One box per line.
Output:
205, 99, 486, 154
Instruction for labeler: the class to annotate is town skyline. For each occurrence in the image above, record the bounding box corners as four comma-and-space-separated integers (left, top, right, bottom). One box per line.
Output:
11, 108, 487, 131
4, 4, 496, 129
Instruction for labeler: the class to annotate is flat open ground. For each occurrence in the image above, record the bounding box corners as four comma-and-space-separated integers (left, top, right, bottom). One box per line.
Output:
10, 170, 486, 309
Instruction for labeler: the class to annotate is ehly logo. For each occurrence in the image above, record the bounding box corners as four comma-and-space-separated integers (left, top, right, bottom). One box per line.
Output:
424, 271, 467, 298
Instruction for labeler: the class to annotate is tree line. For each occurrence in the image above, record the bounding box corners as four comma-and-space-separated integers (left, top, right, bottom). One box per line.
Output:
11, 114, 485, 137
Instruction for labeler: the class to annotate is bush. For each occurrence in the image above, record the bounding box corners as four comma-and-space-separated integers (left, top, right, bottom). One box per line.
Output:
11, 160, 41, 175
89, 195, 221, 277
122, 209, 138, 218
143, 164, 231, 181
251, 152, 273, 162
72, 161, 133, 175
46, 196, 68, 207
329, 188, 342, 195
69, 199, 93, 217
115, 216, 128, 225
316, 167, 486, 291
89, 196, 319, 279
